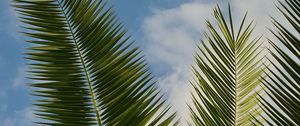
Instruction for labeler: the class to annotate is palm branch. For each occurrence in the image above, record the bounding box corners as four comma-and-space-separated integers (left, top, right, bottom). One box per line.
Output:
189, 5, 265, 126
13, 0, 177, 125
259, 0, 300, 125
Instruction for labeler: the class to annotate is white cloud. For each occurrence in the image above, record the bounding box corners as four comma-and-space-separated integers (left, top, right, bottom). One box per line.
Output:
143, 2, 214, 67
142, 2, 215, 124
2, 107, 34, 126
142, 0, 282, 125
232, 0, 280, 39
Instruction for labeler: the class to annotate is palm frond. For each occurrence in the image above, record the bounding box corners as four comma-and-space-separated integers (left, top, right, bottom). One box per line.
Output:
189, 5, 265, 126
13, 0, 177, 125
260, 0, 300, 125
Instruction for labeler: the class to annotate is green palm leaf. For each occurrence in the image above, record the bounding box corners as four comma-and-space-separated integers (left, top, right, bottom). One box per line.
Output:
13, 0, 177, 125
189, 5, 265, 126
260, 0, 300, 125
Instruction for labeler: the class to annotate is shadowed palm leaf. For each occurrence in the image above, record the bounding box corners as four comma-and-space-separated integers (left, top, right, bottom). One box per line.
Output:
260, 0, 300, 125
189, 5, 265, 126
13, 0, 177, 125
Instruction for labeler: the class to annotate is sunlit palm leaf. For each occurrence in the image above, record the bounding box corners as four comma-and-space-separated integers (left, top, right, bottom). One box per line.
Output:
189, 5, 265, 126
260, 0, 300, 125
13, 0, 177, 125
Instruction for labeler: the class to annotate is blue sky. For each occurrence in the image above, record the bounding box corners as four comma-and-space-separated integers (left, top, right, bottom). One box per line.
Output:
0, 0, 282, 125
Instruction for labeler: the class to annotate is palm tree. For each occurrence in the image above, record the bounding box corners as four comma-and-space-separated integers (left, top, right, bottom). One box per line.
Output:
259, 0, 300, 125
13, 0, 300, 125
13, 0, 177, 125
188, 5, 265, 126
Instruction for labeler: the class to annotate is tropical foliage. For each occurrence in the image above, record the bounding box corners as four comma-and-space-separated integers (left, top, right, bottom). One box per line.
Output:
12, 0, 300, 125
13, 0, 177, 125
188, 5, 265, 126
259, 0, 300, 125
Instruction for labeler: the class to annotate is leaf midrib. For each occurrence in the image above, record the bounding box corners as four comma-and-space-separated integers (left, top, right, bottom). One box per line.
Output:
55, 0, 103, 125
234, 42, 238, 126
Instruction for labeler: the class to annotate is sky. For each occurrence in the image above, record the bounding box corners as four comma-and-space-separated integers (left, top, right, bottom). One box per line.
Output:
0, 0, 284, 125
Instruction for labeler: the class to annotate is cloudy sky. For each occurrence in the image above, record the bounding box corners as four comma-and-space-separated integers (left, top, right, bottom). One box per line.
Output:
0, 0, 282, 125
